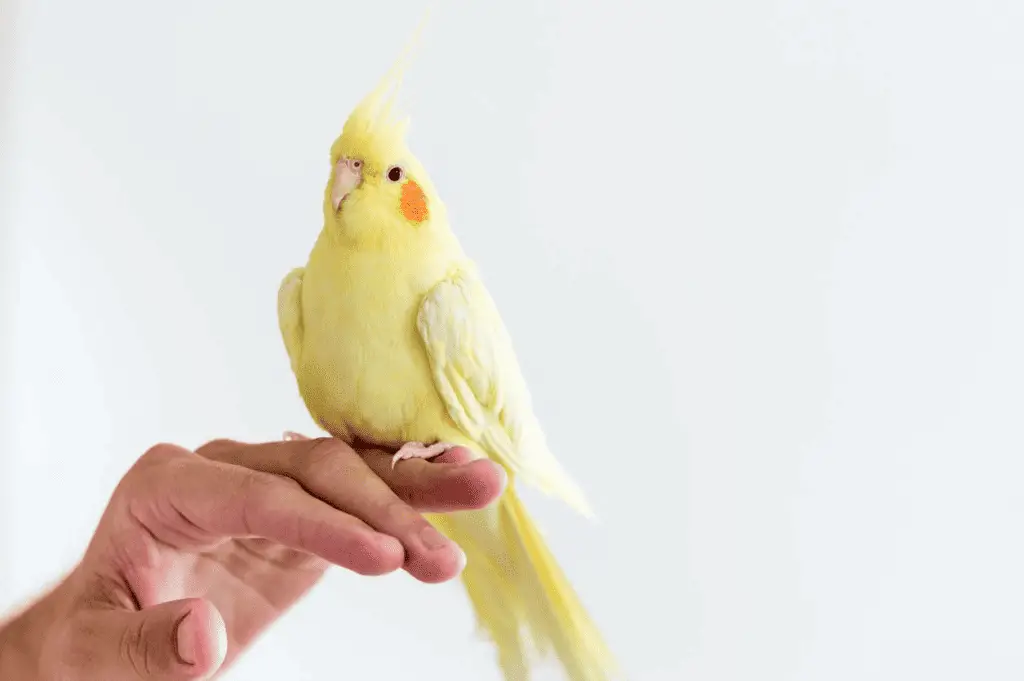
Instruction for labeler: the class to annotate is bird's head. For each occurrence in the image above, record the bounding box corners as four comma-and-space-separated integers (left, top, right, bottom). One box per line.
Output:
323, 51, 444, 246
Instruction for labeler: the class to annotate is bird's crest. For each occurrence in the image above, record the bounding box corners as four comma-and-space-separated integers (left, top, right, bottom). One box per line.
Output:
330, 14, 430, 168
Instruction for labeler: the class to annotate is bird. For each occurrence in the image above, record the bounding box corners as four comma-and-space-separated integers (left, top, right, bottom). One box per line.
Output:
277, 39, 617, 681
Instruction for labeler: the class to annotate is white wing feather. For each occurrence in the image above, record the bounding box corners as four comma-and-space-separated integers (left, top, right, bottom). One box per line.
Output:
417, 269, 593, 517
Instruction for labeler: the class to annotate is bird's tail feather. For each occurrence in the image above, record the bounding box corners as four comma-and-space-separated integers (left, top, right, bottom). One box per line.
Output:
430, 486, 618, 681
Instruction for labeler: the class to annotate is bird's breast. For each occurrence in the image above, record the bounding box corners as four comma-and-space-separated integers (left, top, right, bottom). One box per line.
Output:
297, 244, 455, 446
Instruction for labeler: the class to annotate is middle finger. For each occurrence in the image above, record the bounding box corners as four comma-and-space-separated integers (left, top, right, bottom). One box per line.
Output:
199, 438, 466, 583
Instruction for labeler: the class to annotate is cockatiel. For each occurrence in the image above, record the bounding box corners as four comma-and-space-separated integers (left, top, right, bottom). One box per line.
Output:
277, 47, 617, 681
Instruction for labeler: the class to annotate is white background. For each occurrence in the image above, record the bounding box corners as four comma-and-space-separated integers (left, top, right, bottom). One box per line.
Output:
3, 1, 1023, 679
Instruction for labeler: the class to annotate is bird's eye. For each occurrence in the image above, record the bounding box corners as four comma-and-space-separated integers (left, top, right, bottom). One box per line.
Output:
352, 159, 362, 169
387, 166, 404, 182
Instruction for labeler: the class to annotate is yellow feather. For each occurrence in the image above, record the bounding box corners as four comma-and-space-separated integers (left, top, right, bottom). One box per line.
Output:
278, 29, 618, 681
277, 267, 305, 375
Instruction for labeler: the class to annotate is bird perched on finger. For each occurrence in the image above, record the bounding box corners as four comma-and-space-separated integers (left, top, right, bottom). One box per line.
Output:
277, 32, 618, 681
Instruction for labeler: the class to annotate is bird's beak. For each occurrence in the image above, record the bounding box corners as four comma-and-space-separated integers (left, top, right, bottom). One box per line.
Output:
331, 158, 363, 211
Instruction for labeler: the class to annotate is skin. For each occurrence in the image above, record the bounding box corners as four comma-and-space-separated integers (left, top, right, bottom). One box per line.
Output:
0, 435, 507, 680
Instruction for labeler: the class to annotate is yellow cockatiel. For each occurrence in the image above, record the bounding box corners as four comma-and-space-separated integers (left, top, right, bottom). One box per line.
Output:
277, 50, 617, 681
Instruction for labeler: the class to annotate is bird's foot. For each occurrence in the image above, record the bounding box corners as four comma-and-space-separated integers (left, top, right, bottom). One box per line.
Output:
391, 441, 456, 469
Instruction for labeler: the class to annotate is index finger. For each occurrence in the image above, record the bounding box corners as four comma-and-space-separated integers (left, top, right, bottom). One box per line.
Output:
360, 447, 507, 512
197, 437, 466, 583
200, 437, 506, 513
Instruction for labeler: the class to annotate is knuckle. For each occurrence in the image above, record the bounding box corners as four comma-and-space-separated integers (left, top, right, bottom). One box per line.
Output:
137, 442, 188, 469
275, 475, 305, 495
235, 469, 301, 506
119, 617, 151, 678
382, 498, 418, 527
195, 438, 240, 459
236, 469, 276, 498
232, 474, 265, 536
298, 438, 355, 479
117, 444, 188, 500
352, 536, 403, 575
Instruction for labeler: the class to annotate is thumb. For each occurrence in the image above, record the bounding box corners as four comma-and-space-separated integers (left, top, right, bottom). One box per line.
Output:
68, 598, 227, 680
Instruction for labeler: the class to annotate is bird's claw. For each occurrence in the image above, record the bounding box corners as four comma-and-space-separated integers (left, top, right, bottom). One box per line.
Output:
391, 441, 455, 469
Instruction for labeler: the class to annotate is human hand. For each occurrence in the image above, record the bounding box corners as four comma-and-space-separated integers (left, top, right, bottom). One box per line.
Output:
0, 436, 506, 680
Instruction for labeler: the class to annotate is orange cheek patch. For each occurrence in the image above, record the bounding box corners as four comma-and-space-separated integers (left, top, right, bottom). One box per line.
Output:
400, 180, 429, 223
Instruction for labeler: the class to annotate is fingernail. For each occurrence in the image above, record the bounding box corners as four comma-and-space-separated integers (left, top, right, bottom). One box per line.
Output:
175, 611, 197, 665
420, 524, 450, 550
494, 462, 509, 488
283, 431, 309, 441
455, 544, 467, 571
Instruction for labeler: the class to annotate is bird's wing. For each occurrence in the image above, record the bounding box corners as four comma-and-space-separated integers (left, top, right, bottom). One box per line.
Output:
417, 268, 592, 517
277, 267, 306, 375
